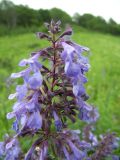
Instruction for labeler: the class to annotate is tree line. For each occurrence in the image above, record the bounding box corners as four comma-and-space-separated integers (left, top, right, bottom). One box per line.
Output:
73, 13, 120, 35
0, 0, 120, 36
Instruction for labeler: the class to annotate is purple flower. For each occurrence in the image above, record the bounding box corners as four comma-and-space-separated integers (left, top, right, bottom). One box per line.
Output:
78, 100, 99, 123
61, 42, 75, 61
9, 101, 26, 114
0, 142, 5, 157
19, 57, 42, 73
112, 155, 120, 160
12, 120, 19, 133
19, 52, 41, 65
11, 53, 43, 91
39, 142, 48, 160
7, 91, 42, 132
16, 84, 27, 100
63, 146, 70, 160
7, 102, 27, 120
28, 72, 43, 89
5, 138, 21, 160
11, 68, 43, 88
61, 42, 90, 62
8, 84, 27, 101
26, 92, 41, 111
57, 129, 91, 160
73, 82, 85, 97
23, 99, 42, 130
0, 138, 21, 160
21, 110, 42, 130
11, 68, 31, 80
79, 103, 92, 122
53, 111, 62, 131
78, 141, 91, 151
67, 140, 86, 159
71, 42, 90, 55
19, 53, 40, 66
65, 61, 80, 77
77, 56, 90, 73
89, 132, 98, 146
8, 93, 17, 100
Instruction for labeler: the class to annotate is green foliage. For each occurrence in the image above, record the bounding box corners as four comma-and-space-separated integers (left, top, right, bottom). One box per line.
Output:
49, 8, 72, 25
0, 0, 120, 37
37, 9, 51, 25
0, 25, 43, 36
0, 0, 16, 28
0, 0, 72, 36
73, 13, 120, 36
15, 5, 38, 27
108, 18, 120, 35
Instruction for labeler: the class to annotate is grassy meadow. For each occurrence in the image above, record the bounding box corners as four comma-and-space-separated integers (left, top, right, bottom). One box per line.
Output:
0, 26, 120, 139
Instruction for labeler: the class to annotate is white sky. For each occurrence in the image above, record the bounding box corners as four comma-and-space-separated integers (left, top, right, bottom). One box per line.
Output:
8, 0, 120, 23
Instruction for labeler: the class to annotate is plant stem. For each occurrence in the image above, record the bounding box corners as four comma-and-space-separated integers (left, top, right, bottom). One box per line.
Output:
51, 34, 56, 92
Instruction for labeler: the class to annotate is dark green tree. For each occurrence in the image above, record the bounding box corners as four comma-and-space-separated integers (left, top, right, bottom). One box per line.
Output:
0, 0, 16, 28
108, 18, 120, 35
15, 5, 38, 27
50, 8, 72, 25
37, 9, 51, 25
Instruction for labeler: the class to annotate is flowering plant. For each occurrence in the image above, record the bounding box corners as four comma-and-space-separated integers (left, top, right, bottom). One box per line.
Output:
0, 20, 119, 160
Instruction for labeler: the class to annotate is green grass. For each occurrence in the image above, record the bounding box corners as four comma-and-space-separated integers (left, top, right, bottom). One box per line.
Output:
0, 27, 120, 139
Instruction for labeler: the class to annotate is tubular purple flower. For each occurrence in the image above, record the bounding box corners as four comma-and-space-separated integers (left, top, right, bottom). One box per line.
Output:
112, 155, 120, 160
12, 120, 19, 132
39, 142, 48, 160
19, 53, 42, 72
19, 53, 40, 66
28, 72, 43, 89
61, 42, 75, 58
19, 59, 34, 66
7, 102, 27, 120
11, 68, 31, 79
8, 84, 27, 101
61, 42, 90, 63
30, 61, 42, 72
89, 107, 99, 122
89, 132, 98, 146
8, 93, 17, 100
22, 110, 42, 130
53, 111, 62, 131
5, 138, 21, 160
71, 42, 90, 55
73, 82, 85, 97
78, 103, 92, 122
25, 91, 41, 111
65, 61, 80, 77
6, 139, 16, 150
78, 56, 90, 73
78, 141, 91, 151
16, 84, 28, 101
78, 102, 99, 123
71, 74, 87, 85
0, 142, 5, 157
7, 90, 42, 132
67, 140, 86, 159
63, 146, 70, 160
26, 100, 38, 112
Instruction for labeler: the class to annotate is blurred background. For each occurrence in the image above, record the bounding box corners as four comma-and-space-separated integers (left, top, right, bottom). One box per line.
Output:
0, 0, 120, 140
